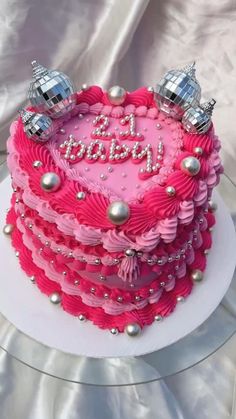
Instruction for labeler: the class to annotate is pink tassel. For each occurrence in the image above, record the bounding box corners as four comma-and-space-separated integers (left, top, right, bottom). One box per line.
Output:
118, 255, 140, 283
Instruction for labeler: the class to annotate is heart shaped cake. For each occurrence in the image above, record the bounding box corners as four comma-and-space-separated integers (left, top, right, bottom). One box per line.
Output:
4, 61, 223, 336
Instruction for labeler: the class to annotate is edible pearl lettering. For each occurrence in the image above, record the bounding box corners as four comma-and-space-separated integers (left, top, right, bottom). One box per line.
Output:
119, 113, 144, 141
58, 114, 165, 180
91, 114, 114, 140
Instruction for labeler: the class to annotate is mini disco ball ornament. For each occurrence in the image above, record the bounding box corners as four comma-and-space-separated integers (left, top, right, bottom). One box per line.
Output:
19, 109, 54, 143
182, 99, 216, 134
155, 62, 201, 120
28, 61, 77, 118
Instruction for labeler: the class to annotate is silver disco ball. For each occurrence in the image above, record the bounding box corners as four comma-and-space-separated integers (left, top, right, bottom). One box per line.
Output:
19, 109, 54, 142
155, 62, 201, 120
28, 61, 77, 119
182, 99, 216, 134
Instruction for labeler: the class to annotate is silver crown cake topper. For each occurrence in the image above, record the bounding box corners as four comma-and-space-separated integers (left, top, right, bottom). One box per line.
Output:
155, 62, 201, 120
182, 98, 216, 134
19, 108, 54, 142
28, 61, 77, 118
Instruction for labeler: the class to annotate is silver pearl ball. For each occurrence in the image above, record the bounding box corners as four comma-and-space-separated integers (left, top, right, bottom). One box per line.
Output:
3, 223, 14, 235
155, 62, 201, 119
81, 83, 89, 91
125, 248, 136, 257
181, 156, 201, 176
154, 314, 163, 321
147, 86, 154, 93
208, 200, 217, 212
33, 160, 43, 168
107, 201, 130, 225
49, 292, 61, 304
182, 99, 215, 134
76, 191, 86, 200
191, 269, 204, 282
40, 172, 61, 192
29, 275, 36, 283
177, 296, 185, 303
15, 251, 20, 258
19, 109, 54, 143
165, 186, 176, 196
204, 249, 210, 255
125, 323, 141, 337
110, 328, 119, 335
78, 314, 87, 322
28, 61, 77, 118
99, 275, 106, 281
108, 85, 126, 105
193, 147, 203, 155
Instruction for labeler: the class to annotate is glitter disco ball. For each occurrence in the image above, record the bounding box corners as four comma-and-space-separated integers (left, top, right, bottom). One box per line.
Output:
182, 99, 216, 134
28, 61, 77, 119
20, 109, 54, 142
155, 63, 201, 120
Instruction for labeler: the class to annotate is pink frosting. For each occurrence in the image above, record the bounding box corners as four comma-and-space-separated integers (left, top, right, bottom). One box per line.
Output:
6, 84, 223, 332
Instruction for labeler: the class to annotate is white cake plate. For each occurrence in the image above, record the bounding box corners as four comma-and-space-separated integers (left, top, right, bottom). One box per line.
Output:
0, 176, 236, 358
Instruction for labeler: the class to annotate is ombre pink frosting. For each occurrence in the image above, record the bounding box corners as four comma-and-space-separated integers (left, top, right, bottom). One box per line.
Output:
6, 85, 223, 332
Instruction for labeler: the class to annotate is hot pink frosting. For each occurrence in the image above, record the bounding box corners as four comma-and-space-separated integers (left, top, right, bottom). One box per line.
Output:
6, 84, 222, 332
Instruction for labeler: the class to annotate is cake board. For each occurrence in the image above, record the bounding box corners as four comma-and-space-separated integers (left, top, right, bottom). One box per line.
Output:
0, 176, 235, 358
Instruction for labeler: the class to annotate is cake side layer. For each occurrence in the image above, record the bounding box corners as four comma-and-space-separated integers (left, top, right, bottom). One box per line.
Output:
7, 205, 215, 331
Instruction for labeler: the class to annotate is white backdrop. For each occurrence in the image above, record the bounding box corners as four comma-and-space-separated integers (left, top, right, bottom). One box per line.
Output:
0, 1, 236, 418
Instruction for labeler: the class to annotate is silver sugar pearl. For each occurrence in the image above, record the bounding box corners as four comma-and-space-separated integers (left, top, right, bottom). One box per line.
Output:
49, 292, 61, 304
3, 223, 14, 235
208, 200, 217, 212
193, 147, 203, 155
78, 314, 87, 322
191, 269, 204, 282
117, 296, 123, 302
147, 86, 154, 92
149, 288, 154, 294
204, 249, 210, 255
99, 275, 106, 281
108, 85, 126, 105
177, 296, 185, 303
125, 323, 141, 337
15, 251, 20, 258
29, 275, 36, 283
107, 201, 130, 225
33, 160, 43, 168
40, 172, 61, 192
81, 83, 89, 91
100, 173, 107, 181
110, 328, 119, 335
103, 293, 109, 299
76, 191, 86, 200
125, 248, 136, 257
165, 186, 176, 196
181, 156, 201, 176
154, 314, 163, 321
